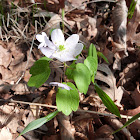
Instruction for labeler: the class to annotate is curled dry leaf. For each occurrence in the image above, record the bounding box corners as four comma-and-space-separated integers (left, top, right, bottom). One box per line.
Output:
103, 46, 114, 64
131, 82, 140, 107
128, 120, 140, 139
0, 105, 21, 134
120, 106, 140, 138
127, 2, 140, 46
11, 83, 29, 95
0, 127, 12, 140
95, 64, 123, 107
68, 0, 87, 8
45, 14, 61, 35
119, 62, 139, 90
121, 106, 140, 116
0, 44, 12, 68
104, 116, 135, 140
95, 125, 114, 139
113, 52, 121, 70
57, 113, 75, 140
0, 66, 13, 83
73, 113, 93, 140
112, 0, 128, 54
87, 16, 98, 40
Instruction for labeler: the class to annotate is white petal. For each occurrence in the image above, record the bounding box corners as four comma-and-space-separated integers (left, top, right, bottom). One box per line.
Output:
44, 36, 56, 50
52, 51, 76, 62
42, 32, 47, 36
49, 82, 72, 90
38, 42, 45, 49
36, 34, 44, 43
51, 29, 64, 47
36, 32, 48, 43
73, 43, 84, 57
40, 47, 54, 58
65, 34, 79, 49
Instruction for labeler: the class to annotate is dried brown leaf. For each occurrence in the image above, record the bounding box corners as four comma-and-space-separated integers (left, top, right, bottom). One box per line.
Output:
45, 14, 61, 35
95, 125, 114, 139
95, 64, 123, 107
103, 47, 114, 64
0, 44, 12, 68
104, 116, 135, 140
113, 52, 121, 70
131, 82, 140, 107
68, 0, 87, 8
119, 62, 139, 90
0, 127, 12, 140
57, 113, 75, 140
112, 0, 128, 53
11, 83, 29, 95
127, 2, 140, 46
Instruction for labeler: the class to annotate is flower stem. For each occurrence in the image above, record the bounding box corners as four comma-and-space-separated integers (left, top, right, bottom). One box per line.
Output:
63, 62, 67, 81
62, 8, 65, 32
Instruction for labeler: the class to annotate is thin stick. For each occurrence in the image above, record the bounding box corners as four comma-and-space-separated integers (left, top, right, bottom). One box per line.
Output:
4, 99, 139, 120
10, 99, 57, 109
77, 109, 140, 120
77, 109, 116, 117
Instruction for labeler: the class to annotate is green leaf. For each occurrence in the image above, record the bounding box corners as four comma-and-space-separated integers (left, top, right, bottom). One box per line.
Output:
128, 0, 137, 19
28, 57, 51, 88
38, 56, 52, 61
65, 61, 76, 80
73, 63, 91, 94
19, 110, 58, 136
92, 74, 95, 84
97, 52, 109, 64
84, 56, 98, 76
113, 113, 140, 134
56, 82, 79, 116
94, 83, 121, 118
88, 43, 98, 64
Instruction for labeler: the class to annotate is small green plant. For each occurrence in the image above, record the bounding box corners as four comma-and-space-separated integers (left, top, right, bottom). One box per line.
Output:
19, 1, 140, 136
128, 0, 137, 19
19, 29, 122, 136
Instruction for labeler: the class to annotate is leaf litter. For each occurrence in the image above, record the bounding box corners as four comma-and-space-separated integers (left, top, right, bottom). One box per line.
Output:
0, 0, 140, 139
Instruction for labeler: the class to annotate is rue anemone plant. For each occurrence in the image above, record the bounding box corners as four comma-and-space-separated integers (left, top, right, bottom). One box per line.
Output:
19, 28, 140, 137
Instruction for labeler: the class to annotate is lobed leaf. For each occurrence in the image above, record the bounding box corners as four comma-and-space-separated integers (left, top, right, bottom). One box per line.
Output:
65, 61, 76, 80
84, 56, 98, 76
73, 63, 91, 94
28, 57, 51, 88
56, 82, 79, 115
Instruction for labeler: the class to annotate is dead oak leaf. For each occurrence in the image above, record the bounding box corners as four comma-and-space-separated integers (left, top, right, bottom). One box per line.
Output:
131, 82, 140, 107
95, 64, 123, 107
0, 127, 12, 140
112, 0, 128, 54
57, 113, 75, 140
127, 2, 140, 46
0, 45, 12, 68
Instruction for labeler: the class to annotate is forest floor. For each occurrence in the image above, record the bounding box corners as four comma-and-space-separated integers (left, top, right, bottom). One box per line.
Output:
0, 0, 140, 140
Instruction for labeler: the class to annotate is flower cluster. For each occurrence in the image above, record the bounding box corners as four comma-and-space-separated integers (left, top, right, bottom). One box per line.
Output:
36, 29, 83, 62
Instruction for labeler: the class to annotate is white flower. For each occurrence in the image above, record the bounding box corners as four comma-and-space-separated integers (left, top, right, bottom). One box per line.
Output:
49, 82, 72, 90
36, 29, 83, 62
